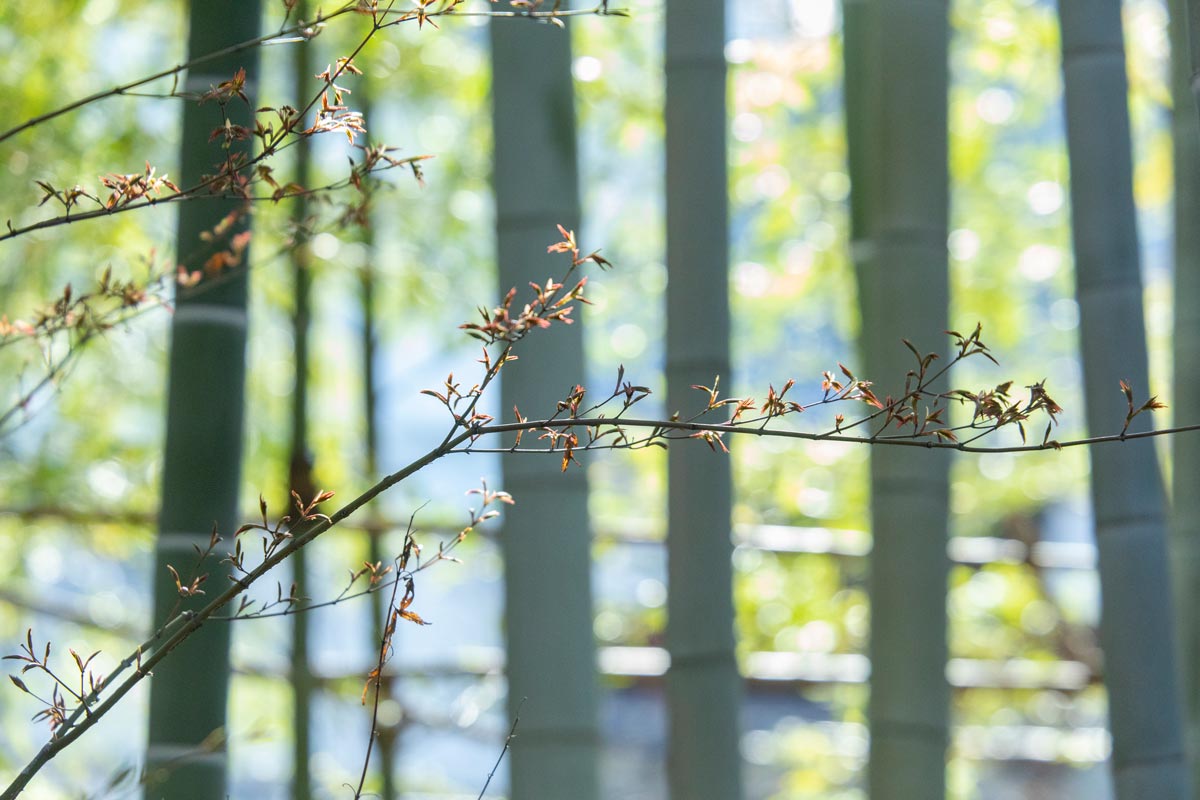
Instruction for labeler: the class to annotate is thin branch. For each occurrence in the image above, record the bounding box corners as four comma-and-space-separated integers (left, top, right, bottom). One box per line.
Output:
2, 226, 586, 794
477, 700, 523, 800
0, 4, 360, 145
0, 427, 472, 800
4, 0, 614, 244
0, 237, 305, 439
461, 415, 1195, 455
0, 136, 424, 246
0, 2, 626, 147
352, 525, 410, 799
378, 3, 628, 21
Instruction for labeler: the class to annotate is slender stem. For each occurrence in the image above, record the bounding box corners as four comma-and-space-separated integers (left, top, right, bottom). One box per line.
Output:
354, 551, 406, 799
3, 0, 614, 246
462, 415, 1196, 454
0, 427, 473, 800
0, 3, 624, 146
0, 151, 423, 246
0, 4, 362, 145
0, 331, 93, 435
287, 4, 316, 793
477, 700, 523, 799
357, 97, 399, 799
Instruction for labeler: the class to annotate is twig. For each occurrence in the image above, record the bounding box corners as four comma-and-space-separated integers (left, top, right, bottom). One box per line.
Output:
351, 517, 412, 800
0, 4, 360, 145
0, 3, 627, 146
460, 415, 1191, 455
477, 699, 524, 800
0, 428, 470, 800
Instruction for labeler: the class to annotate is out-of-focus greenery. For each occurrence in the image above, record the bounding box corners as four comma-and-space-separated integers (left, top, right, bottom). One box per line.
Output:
585, 0, 1173, 797
0, 0, 1183, 798
0, 1, 183, 786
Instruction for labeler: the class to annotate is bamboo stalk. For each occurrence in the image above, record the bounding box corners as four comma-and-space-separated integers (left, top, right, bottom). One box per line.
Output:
489, 10, 599, 798
1169, 0, 1200, 788
844, 1, 952, 797
287, 3, 316, 796
357, 76, 400, 800
663, 2, 741, 798
1059, 1, 1189, 796
1166, 0, 1200, 786
146, 3, 261, 799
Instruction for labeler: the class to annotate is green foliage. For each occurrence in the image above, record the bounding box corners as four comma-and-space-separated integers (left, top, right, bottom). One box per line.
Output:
0, 0, 1188, 797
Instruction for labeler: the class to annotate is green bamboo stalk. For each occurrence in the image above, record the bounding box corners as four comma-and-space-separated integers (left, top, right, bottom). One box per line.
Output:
1169, 0, 1200, 788
663, 2, 741, 799
146, 3, 260, 800
489, 12, 599, 800
287, 3, 316, 796
356, 78, 399, 800
844, 1, 952, 797
359, 238, 398, 800
1059, 1, 1189, 796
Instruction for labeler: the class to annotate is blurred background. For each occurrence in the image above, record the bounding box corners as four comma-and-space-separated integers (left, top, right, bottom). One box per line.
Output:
0, 0, 1179, 797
